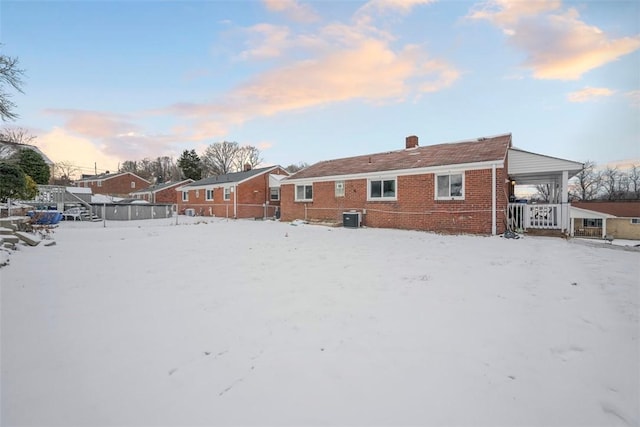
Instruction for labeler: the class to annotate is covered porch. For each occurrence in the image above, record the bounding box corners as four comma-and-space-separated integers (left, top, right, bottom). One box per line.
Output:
506, 148, 583, 234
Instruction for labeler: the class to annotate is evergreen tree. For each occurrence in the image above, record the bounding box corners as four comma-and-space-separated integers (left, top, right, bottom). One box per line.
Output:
0, 161, 27, 201
177, 149, 203, 180
13, 148, 50, 184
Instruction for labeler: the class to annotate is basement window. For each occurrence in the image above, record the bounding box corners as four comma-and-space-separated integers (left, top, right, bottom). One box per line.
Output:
368, 178, 396, 201
436, 173, 464, 200
295, 184, 313, 201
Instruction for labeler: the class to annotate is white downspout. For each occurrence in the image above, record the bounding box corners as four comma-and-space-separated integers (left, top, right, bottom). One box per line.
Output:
491, 164, 497, 235
561, 170, 569, 232
233, 185, 237, 218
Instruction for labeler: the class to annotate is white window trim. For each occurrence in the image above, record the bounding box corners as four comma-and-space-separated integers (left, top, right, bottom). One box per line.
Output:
131, 181, 136, 189
631, 218, 639, 224
182, 191, 189, 202
206, 189, 214, 201
367, 178, 397, 201
295, 184, 313, 202
435, 172, 465, 201
270, 187, 280, 201
224, 188, 231, 201
335, 181, 345, 198
97, 180, 103, 187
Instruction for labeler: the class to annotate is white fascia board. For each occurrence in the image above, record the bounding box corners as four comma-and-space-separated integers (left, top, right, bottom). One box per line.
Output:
570, 206, 616, 219
283, 160, 505, 185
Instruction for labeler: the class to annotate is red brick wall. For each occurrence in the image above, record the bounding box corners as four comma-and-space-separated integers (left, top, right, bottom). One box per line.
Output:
154, 186, 182, 204
281, 167, 509, 235
79, 173, 150, 197
176, 167, 288, 218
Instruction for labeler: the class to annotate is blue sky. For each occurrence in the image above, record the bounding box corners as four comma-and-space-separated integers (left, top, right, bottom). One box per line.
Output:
1, 0, 638, 176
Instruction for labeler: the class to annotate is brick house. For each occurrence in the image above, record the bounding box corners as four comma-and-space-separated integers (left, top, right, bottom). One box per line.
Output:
176, 165, 289, 218
76, 172, 151, 197
130, 179, 193, 203
280, 134, 583, 235
570, 201, 640, 240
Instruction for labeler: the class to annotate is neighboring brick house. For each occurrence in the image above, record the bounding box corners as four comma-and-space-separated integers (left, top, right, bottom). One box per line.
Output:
281, 134, 582, 235
570, 201, 640, 240
76, 172, 151, 197
176, 165, 289, 218
130, 179, 193, 204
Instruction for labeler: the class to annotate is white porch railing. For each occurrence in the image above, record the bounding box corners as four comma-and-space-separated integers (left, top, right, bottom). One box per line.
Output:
507, 203, 563, 231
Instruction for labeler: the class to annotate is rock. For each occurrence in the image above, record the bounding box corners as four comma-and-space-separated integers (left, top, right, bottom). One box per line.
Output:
14, 232, 41, 246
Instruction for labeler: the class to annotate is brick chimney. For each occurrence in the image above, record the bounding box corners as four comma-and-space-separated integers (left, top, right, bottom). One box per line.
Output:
244, 163, 252, 171
405, 135, 419, 149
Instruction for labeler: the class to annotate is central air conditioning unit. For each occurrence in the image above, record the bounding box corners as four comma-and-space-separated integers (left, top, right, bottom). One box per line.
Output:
343, 211, 361, 228
185, 208, 196, 217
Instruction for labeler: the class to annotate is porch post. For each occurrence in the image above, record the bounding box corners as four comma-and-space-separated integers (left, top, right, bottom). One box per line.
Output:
561, 170, 569, 232
491, 164, 496, 235
602, 219, 607, 239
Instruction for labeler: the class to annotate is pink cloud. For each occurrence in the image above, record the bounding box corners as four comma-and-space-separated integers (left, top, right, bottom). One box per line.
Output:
262, 0, 320, 23
469, 1, 640, 80
567, 87, 615, 103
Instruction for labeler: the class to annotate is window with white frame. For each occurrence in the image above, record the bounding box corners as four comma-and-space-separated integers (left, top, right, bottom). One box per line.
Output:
206, 189, 214, 201
270, 188, 280, 201
224, 187, 231, 200
335, 181, 345, 197
368, 178, 396, 200
436, 173, 464, 200
295, 184, 313, 201
131, 181, 136, 189
182, 191, 189, 202
97, 180, 102, 187
631, 218, 639, 224
195, 189, 200, 198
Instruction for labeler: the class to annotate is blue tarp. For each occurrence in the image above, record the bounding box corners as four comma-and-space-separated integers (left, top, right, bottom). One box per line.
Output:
27, 210, 63, 225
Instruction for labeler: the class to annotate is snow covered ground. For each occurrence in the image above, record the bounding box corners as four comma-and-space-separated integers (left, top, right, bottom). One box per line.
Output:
1, 217, 638, 426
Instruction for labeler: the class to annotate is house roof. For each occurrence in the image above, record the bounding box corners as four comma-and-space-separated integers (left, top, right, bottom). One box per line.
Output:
182, 166, 279, 188
130, 179, 193, 195
508, 148, 583, 184
286, 134, 512, 181
571, 201, 640, 218
76, 171, 150, 183
0, 140, 55, 166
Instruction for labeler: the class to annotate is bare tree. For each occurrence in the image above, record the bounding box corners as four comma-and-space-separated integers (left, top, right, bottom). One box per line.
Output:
202, 141, 239, 176
52, 161, 80, 184
0, 49, 25, 122
0, 127, 36, 144
233, 145, 262, 171
601, 167, 620, 200
152, 156, 181, 183
285, 162, 309, 173
628, 165, 640, 200
570, 161, 601, 201
534, 184, 554, 203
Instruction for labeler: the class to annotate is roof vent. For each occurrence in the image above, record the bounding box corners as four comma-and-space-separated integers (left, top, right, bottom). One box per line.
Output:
477, 137, 487, 141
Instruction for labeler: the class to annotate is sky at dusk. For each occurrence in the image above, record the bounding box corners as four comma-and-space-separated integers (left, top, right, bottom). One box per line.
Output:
1, 0, 639, 177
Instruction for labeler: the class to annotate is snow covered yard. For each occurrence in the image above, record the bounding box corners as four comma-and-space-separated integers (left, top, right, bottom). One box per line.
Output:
1, 217, 638, 427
